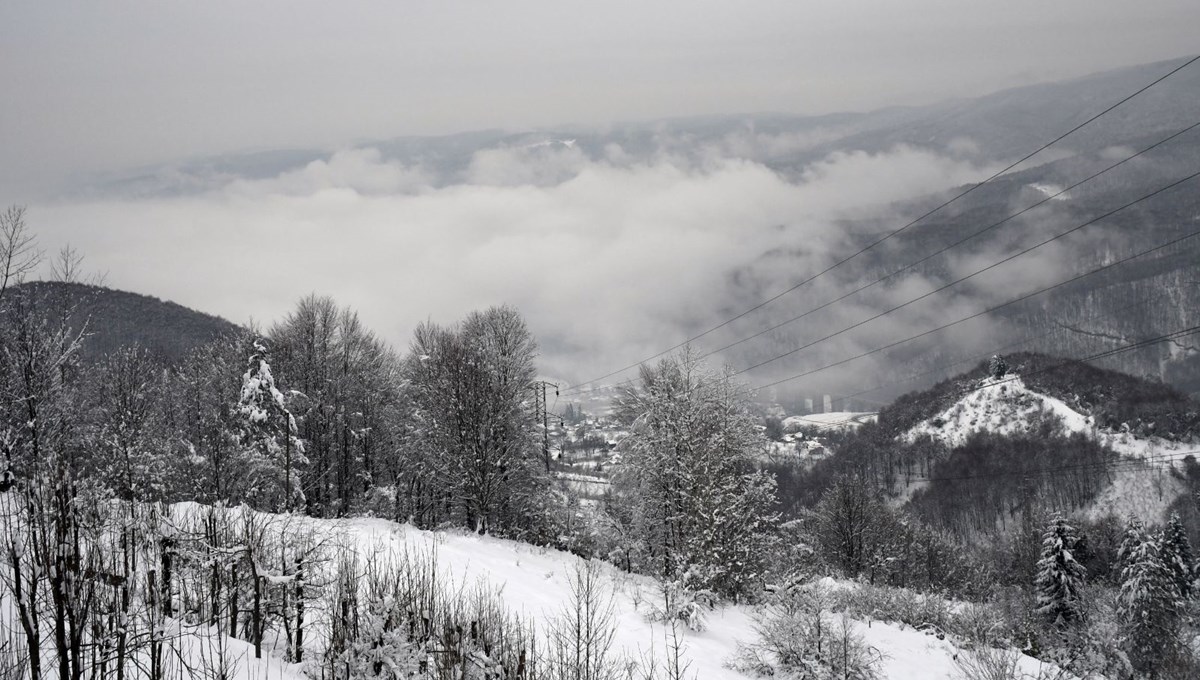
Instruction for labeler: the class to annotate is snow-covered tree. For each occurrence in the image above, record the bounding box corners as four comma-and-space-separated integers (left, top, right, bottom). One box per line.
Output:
402, 306, 550, 536
1034, 516, 1087, 626
609, 348, 778, 599
988, 354, 1009, 379
1118, 529, 1184, 674
1116, 516, 1146, 574
237, 338, 306, 510
268, 296, 408, 516
1161, 513, 1195, 600
88, 347, 171, 500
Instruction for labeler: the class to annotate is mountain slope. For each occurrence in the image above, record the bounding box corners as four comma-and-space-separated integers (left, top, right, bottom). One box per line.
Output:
783, 354, 1200, 530
4, 281, 242, 363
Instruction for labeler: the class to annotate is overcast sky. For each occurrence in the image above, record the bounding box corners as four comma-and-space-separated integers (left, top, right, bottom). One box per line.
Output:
3, 1, 1198, 386
3, 0, 1197, 193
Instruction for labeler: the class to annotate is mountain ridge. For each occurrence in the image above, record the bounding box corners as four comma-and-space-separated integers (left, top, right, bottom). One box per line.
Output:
3, 280, 243, 364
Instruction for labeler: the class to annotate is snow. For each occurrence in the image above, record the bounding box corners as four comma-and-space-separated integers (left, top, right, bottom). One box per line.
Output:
852, 617, 1064, 679
3, 498, 1071, 679
783, 412, 877, 432
149, 505, 1061, 679
902, 374, 1193, 460
1028, 183, 1070, 200
1085, 464, 1189, 523
341, 516, 757, 679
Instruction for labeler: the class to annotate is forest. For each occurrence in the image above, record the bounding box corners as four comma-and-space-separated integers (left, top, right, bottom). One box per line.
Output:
2, 207, 1200, 679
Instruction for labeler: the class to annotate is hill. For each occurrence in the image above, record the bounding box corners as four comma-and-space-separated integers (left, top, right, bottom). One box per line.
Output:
881, 352, 1200, 441
775, 353, 1200, 527
3, 281, 242, 363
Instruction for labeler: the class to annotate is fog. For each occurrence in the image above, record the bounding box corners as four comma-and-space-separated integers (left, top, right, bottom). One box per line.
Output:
7, 1, 1197, 399
28, 135, 1016, 393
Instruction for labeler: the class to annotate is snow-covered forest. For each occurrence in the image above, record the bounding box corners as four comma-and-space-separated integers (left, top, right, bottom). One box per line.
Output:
3, 205, 1200, 680
3, 4, 1200, 675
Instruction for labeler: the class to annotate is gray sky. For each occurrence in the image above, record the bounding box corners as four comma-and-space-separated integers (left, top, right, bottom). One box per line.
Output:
3, 1, 1198, 385
3, 0, 1197, 194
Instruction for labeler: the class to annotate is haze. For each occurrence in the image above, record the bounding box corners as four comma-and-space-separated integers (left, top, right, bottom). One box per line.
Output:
3, 0, 1198, 385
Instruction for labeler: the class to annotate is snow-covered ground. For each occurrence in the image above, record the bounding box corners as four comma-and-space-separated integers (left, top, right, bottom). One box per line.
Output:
783, 412, 877, 432
158, 506, 1064, 680
1084, 464, 1190, 522
554, 469, 611, 498
902, 374, 1194, 460
3, 498, 1071, 679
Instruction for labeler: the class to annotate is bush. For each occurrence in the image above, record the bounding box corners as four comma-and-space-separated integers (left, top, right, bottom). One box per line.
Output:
827, 582, 957, 639
729, 585, 883, 680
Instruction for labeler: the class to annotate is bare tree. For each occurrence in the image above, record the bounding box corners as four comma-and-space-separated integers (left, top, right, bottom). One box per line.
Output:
0, 205, 40, 300
50, 244, 85, 283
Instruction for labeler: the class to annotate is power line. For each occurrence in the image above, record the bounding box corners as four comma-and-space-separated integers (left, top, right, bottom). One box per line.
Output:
563, 55, 1200, 395
742, 225, 1200, 396
700, 119, 1200, 359
730, 169, 1200, 378
793, 324, 1200, 430
825, 295, 1160, 406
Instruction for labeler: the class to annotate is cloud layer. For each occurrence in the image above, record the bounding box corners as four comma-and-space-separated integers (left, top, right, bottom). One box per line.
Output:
32, 137, 1017, 397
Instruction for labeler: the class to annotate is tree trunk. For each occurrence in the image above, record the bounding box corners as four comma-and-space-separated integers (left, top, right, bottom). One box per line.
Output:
294, 561, 305, 663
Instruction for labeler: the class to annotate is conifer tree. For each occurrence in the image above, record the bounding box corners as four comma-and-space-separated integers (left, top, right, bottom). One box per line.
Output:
1116, 516, 1145, 575
1118, 529, 1184, 674
1034, 516, 1087, 626
237, 338, 306, 510
988, 354, 1009, 379
1161, 513, 1195, 600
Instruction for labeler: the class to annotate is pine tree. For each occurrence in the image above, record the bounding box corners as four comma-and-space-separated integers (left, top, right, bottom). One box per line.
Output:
988, 354, 1009, 379
1116, 516, 1145, 576
1034, 516, 1087, 626
1118, 529, 1184, 675
1161, 513, 1195, 600
237, 338, 306, 510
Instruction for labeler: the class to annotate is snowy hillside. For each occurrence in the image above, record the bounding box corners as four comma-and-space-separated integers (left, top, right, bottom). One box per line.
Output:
902, 374, 1194, 459
92, 503, 1065, 680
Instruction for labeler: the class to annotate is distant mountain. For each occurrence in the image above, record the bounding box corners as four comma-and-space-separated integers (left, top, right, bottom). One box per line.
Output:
885, 352, 1200, 442
720, 56, 1200, 400
4, 281, 242, 364
70, 56, 1200, 396
776, 353, 1200, 529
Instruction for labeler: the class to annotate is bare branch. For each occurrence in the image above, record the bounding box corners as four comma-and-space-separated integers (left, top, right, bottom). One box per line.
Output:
0, 205, 41, 300
50, 244, 84, 283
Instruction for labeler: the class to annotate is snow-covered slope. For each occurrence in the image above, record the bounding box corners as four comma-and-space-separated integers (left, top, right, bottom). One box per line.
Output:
902, 374, 1193, 460
145, 504, 1065, 680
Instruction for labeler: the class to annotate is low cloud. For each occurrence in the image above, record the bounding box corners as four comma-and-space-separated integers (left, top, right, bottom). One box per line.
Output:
32, 138, 1016, 398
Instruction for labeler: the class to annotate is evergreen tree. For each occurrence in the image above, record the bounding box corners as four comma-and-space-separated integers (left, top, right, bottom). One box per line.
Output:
237, 338, 306, 510
1118, 529, 1184, 675
988, 354, 1009, 379
1034, 516, 1087, 626
1161, 513, 1195, 600
1116, 516, 1146, 574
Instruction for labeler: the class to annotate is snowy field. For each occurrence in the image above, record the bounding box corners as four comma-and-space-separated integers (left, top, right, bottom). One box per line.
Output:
131, 503, 1066, 680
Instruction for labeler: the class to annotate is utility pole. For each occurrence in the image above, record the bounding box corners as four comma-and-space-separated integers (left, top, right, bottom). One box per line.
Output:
531, 380, 558, 473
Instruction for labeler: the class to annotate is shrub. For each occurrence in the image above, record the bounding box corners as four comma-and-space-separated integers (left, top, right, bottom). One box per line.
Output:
729, 585, 883, 679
